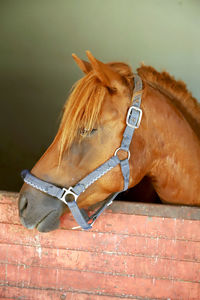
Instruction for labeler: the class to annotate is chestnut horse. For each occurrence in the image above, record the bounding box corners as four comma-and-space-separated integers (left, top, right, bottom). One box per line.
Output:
18, 51, 200, 232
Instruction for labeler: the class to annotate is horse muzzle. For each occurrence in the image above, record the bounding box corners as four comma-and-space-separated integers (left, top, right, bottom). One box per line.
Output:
18, 187, 65, 232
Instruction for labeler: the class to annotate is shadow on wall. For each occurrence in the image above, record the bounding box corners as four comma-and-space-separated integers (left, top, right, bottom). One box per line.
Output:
0, 0, 200, 192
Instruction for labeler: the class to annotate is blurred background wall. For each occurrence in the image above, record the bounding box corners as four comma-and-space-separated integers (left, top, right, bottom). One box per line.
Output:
0, 0, 200, 191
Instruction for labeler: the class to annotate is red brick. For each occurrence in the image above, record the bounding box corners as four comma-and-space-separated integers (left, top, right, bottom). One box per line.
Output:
2, 200, 200, 242
1, 192, 200, 300
60, 210, 200, 241
0, 286, 137, 300
1, 224, 200, 262
0, 203, 20, 225
0, 244, 7, 262
2, 244, 199, 282
2, 264, 199, 299
61, 210, 200, 241
0, 192, 18, 205
0, 264, 6, 285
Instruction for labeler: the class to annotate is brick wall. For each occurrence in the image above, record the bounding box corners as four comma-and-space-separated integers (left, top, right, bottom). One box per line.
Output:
0, 191, 200, 299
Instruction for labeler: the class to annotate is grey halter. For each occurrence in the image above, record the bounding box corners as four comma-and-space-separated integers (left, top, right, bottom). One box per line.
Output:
21, 74, 143, 230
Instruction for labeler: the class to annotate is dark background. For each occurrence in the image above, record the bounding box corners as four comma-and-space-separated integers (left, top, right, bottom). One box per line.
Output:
0, 0, 199, 191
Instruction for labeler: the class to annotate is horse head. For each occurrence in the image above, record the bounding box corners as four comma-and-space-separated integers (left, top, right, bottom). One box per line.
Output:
18, 51, 149, 232
18, 51, 200, 232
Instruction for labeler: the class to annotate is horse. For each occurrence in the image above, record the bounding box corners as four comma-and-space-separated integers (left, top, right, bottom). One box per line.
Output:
18, 51, 200, 232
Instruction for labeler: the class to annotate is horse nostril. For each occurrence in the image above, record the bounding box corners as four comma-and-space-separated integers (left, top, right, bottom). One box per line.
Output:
19, 194, 28, 215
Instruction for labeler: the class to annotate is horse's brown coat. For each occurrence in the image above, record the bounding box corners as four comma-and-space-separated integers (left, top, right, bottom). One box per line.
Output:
19, 51, 200, 232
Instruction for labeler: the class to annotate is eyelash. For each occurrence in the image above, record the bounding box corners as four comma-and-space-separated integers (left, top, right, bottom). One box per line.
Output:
79, 128, 97, 137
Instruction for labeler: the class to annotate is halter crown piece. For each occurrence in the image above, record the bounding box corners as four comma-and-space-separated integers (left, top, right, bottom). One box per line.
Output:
21, 74, 143, 230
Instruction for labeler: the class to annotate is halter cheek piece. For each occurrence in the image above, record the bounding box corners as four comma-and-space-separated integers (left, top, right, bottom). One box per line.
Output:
21, 74, 143, 230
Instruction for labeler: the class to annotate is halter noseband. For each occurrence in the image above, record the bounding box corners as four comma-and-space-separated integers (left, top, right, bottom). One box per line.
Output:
21, 74, 143, 230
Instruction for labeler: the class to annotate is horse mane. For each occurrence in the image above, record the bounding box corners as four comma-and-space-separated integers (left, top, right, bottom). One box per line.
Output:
58, 62, 133, 159
137, 65, 200, 139
58, 61, 200, 161
58, 71, 107, 158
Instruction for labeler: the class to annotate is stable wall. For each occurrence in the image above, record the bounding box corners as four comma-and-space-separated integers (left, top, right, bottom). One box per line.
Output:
0, 0, 200, 191
0, 191, 200, 299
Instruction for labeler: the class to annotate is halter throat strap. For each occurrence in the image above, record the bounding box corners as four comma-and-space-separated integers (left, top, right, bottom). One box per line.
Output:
21, 74, 143, 230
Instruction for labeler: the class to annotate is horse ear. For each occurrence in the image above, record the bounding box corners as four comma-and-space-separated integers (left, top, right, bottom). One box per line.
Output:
72, 53, 92, 74
86, 50, 120, 89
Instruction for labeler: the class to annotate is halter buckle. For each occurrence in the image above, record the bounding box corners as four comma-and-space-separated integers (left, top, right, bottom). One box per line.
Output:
59, 187, 78, 204
126, 106, 142, 129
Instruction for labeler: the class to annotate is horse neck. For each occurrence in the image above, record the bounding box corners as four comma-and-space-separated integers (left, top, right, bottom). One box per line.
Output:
130, 83, 200, 206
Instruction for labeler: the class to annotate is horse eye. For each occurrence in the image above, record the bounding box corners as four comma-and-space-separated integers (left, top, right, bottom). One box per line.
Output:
80, 128, 97, 137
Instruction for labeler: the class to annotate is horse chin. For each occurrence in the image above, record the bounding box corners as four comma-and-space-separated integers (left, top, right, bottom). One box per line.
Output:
20, 210, 61, 233
36, 215, 60, 232
36, 210, 61, 232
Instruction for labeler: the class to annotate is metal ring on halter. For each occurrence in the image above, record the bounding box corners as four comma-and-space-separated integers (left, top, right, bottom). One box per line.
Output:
114, 147, 130, 161
59, 187, 79, 204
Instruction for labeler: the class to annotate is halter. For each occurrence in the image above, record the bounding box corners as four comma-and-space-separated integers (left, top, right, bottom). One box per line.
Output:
21, 74, 143, 230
